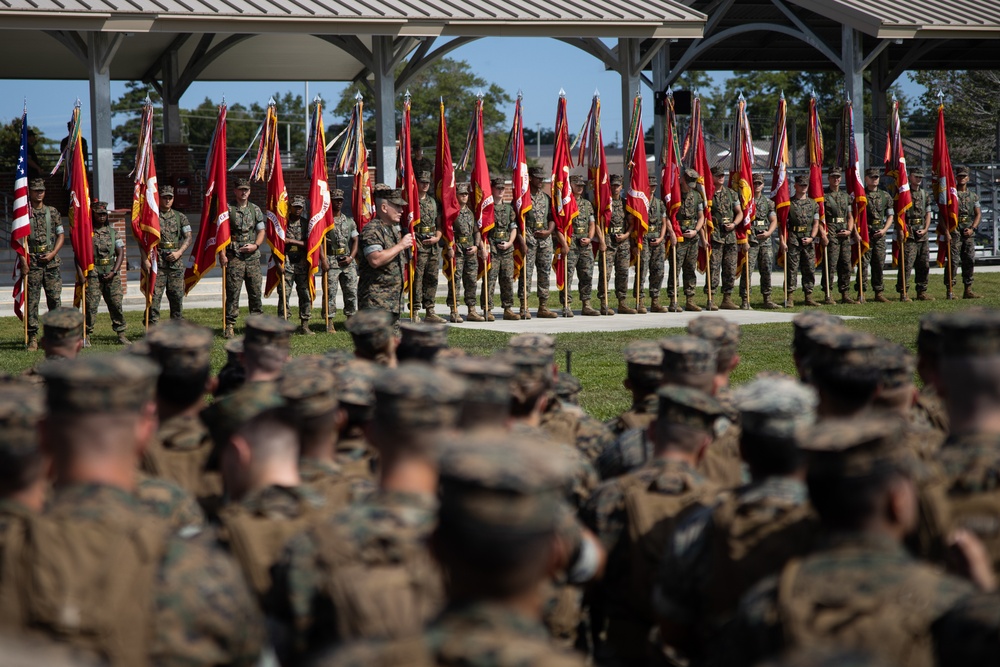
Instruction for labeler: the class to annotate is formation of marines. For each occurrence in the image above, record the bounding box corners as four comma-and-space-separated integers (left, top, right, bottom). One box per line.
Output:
17, 153, 985, 342
4, 290, 1000, 666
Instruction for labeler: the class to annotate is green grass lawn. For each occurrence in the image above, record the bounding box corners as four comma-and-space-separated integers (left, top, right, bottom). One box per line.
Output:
3, 273, 995, 422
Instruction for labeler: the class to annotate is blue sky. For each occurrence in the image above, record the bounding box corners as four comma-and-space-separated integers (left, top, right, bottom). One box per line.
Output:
0, 36, 924, 149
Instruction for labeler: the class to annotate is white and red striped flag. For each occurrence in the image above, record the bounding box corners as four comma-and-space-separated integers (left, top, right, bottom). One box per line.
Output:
11, 108, 31, 320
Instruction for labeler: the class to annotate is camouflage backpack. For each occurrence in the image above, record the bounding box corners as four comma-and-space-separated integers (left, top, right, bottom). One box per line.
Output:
0, 509, 171, 667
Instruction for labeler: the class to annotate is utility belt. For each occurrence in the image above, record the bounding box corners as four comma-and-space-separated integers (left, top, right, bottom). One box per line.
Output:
717, 218, 732, 225
329, 245, 348, 257
159, 241, 178, 250
531, 219, 548, 231
958, 216, 970, 225
492, 232, 511, 244
791, 225, 811, 234
678, 218, 697, 231
456, 236, 472, 247
29, 244, 50, 254
95, 258, 113, 266
287, 245, 302, 256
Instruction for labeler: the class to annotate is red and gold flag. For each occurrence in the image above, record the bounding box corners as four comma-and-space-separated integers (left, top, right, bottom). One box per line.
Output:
730, 94, 756, 271
884, 97, 912, 268
842, 101, 869, 268
185, 104, 230, 293
436, 101, 460, 280
807, 97, 826, 266
399, 95, 420, 292
305, 100, 335, 301
661, 92, 683, 245
503, 95, 532, 273
625, 94, 650, 265
551, 94, 578, 290
932, 103, 959, 268
335, 95, 374, 231
130, 101, 161, 308
256, 104, 288, 298
579, 94, 612, 257
769, 95, 791, 269
469, 98, 494, 279
683, 97, 714, 274
65, 106, 93, 306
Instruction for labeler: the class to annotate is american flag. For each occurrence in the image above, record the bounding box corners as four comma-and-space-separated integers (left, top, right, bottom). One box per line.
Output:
11, 109, 31, 320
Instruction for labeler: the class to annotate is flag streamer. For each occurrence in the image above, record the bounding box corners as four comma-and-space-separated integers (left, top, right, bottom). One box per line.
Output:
730, 94, 756, 272
551, 95, 578, 291
884, 97, 912, 268
503, 95, 532, 274
130, 101, 162, 312
436, 101, 460, 281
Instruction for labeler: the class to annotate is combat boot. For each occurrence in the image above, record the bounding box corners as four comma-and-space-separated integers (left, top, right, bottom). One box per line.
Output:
117, 332, 131, 345
520, 304, 531, 320
82, 338, 91, 348
916, 291, 934, 301
636, 297, 647, 314
617, 299, 637, 315
223, 325, 235, 339
684, 297, 702, 313
668, 299, 683, 313
449, 308, 464, 323
823, 293, 836, 305
706, 299, 719, 311
964, 286, 982, 299
26, 335, 37, 351
327, 322, 337, 333
802, 293, 820, 307
503, 308, 521, 321
763, 297, 780, 310
650, 297, 667, 313
424, 308, 446, 324
537, 298, 558, 318
840, 291, 858, 305
485, 310, 496, 322
720, 294, 738, 310
740, 298, 750, 310
297, 322, 315, 336
466, 307, 485, 322
899, 294, 912, 303
600, 298, 615, 316
581, 300, 600, 316
562, 306, 574, 317
873, 291, 890, 303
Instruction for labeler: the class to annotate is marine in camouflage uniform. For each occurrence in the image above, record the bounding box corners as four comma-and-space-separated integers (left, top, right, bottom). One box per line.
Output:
948, 166, 981, 298
785, 176, 820, 306
224, 178, 266, 336
0, 355, 265, 667
23, 179, 64, 349
0, 382, 45, 553
718, 417, 979, 667
313, 432, 586, 667
560, 176, 597, 316
447, 184, 483, 321
741, 176, 779, 308
358, 187, 408, 324
598, 176, 635, 314
604, 340, 662, 444
149, 185, 190, 325
324, 190, 360, 328
270, 365, 464, 661
638, 180, 668, 312
820, 169, 856, 303
654, 376, 819, 661
331, 358, 380, 481
583, 385, 724, 665
276, 195, 313, 330
707, 166, 744, 309
668, 171, 706, 312
520, 166, 558, 318
899, 169, 932, 301
413, 172, 445, 322
859, 169, 893, 301
85, 202, 128, 344
485, 181, 518, 320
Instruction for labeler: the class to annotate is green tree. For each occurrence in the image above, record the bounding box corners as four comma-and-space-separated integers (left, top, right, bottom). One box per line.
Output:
910, 70, 1000, 163
0, 116, 53, 172
183, 97, 263, 165
333, 58, 513, 173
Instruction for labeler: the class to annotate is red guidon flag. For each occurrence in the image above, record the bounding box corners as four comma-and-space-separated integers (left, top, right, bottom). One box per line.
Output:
305, 100, 335, 301
185, 104, 230, 293
683, 97, 714, 274
769, 95, 791, 268
503, 95, 532, 274
579, 95, 612, 257
884, 97, 912, 268
399, 95, 420, 292
11, 108, 31, 320
932, 103, 959, 268
551, 94, 578, 290
436, 101, 460, 280
661, 92, 683, 245
257, 104, 288, 298
843, 101, 869, 268
625, 93, 650, 265
130, 101, 162, 309
467, 98, 494, 280
65, 106, 93, 307
730, 94, 756, 272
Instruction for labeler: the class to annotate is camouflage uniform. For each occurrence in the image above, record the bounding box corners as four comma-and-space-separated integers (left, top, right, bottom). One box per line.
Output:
638, 196, 666, 301
485, 202, 517, 311
25, 200, 63, 338
560, 194, 595, 306
448, 205, 479, 309
948, 188, 979, 288
358, 217, 404, 316
861, 187, 892, 294
225, 202, 265, 327
598, 198, 631, 302
413, 194, 440, 311
325, 212, 360, 318
520, 189, 554, 303
85, 223, 126, 336
821, 186, 853, 294
150, 207, 190, 324
708, 184, 740, 296
741, 192, 776, 301
134, 471, 207, 535
668, 190, 704, 299
900, 187, 931, 295
785, 196, 819, 295
276, 212, 312, 323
